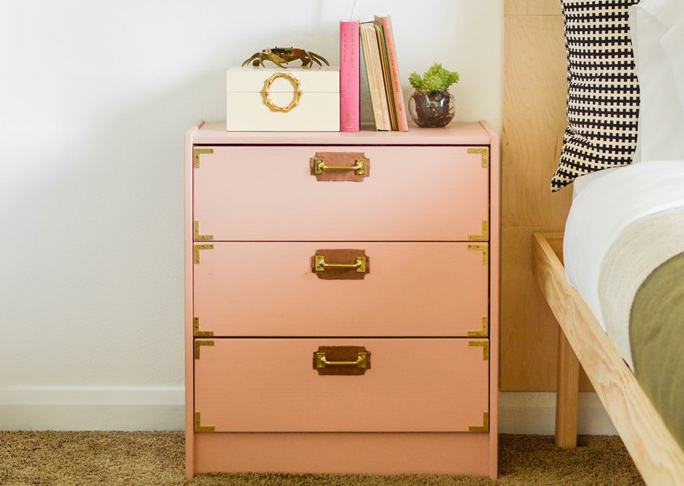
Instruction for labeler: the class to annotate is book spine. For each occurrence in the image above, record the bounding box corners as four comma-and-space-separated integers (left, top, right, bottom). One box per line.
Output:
360, 22, 392, 130
373, 22, 397, 131
339, 21, 360, 132
375, 15, 408, 131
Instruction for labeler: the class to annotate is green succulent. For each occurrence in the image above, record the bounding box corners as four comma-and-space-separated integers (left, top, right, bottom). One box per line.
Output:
409, 63, 460, 91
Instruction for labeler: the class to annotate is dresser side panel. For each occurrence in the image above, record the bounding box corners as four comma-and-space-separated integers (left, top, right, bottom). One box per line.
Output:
184, 126, 199, 479
483, 122, 500, 479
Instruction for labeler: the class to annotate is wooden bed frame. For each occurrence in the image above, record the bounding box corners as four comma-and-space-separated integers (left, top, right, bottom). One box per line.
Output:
504, 1, 684, 483
532, 232, 684, 484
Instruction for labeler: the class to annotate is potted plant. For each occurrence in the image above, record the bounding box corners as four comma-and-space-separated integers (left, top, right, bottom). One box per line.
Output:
408, 63, 460, 128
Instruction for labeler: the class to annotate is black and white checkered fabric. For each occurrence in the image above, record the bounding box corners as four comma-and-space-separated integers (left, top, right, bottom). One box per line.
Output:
552, 0, 641, 192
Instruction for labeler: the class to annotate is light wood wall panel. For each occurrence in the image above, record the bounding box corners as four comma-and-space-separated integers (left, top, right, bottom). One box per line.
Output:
501, 0, 591, 391
505, 0, 564, 16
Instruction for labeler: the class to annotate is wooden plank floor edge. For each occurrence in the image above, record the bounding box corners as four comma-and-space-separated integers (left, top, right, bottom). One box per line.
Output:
532, 232, 684, 485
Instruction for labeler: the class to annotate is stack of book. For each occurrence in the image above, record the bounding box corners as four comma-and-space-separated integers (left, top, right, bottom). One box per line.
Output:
339, 15, 409, 132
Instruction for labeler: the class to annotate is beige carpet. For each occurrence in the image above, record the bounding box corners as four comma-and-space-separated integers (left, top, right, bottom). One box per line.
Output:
0, 432, 644, 485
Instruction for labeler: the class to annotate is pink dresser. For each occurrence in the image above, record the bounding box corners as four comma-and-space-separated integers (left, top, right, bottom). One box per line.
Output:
184, 122, 500, 480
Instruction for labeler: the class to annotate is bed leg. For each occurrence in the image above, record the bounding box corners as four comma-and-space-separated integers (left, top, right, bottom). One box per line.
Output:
556, 330, 580, 448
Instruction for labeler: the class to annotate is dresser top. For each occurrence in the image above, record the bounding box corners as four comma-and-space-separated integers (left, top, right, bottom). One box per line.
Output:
188, 121, 495, 146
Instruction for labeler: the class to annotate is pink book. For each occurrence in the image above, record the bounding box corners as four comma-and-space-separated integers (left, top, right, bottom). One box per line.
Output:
340, 21, 360, 132
374, 15, 408, 131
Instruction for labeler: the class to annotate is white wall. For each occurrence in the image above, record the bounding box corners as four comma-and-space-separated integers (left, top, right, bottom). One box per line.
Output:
0, 0, 504, 430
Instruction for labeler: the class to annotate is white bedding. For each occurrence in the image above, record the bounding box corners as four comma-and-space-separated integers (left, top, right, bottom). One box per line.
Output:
598, 206, 684, 368
562, 0, 684, 368
629, 0, 684, 162
564, 161, 684, 366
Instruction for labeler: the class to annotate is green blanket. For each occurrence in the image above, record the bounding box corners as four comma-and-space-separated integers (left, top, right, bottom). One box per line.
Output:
630, 251, 684, 448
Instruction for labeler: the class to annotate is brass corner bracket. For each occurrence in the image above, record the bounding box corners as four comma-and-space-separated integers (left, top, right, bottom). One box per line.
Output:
193, 317, 213, 337
468, 220, 489, 241
193, 148, 214, 168
194, 244, 214, 264
469, 340, 489, 361
467, 244, 489, 265
194, 340, 214, 360
194, 221, 213, 241
467, 147, 489, 168
469, 412, 490, 433
194, 412, 215, 433
468, 317, 489, 337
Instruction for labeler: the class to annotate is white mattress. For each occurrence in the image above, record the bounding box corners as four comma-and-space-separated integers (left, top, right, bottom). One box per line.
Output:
563, 161, 684, 366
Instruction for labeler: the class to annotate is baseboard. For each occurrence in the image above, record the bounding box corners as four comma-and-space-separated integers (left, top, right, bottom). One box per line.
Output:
499, 392, 617, 435
0, 387, 615, 435
0, 386, 184, 431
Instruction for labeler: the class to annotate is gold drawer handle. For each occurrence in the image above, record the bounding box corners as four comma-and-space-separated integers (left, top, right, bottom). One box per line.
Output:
261, 72, 302, 113
313, 346, 371, 375
314, 255, 367, 273
315, 351, 369, 369
313, 157, 366, 175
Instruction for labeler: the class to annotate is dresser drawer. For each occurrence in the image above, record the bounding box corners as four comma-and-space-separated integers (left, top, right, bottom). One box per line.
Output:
192, 145, 489, 241
193, 338, 490, 433
192, 242, 489, 337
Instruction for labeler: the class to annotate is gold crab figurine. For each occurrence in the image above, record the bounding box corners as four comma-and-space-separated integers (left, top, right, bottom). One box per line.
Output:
242, 47, 329, 68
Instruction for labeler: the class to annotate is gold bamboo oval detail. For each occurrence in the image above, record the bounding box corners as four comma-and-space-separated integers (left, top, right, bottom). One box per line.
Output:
261, 72, 302, 113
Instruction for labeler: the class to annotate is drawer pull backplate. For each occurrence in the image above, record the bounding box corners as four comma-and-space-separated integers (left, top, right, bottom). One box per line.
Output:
313, 346, 370, 375
313, 250, 369, 280
310, 152, 369, 182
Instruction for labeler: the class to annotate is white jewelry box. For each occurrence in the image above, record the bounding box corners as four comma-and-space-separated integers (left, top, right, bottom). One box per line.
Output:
226, 66, 340, 132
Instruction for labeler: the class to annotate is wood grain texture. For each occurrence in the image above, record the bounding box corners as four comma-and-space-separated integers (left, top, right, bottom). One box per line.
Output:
501, 1, 578, 391
533, 233, 684, 485
503, 13, 570, 227
483, 122, 500, 481
500, 227, 591, 390
555, 330, 579, 448
500, 226, 559, 390
505, 0, 561, 16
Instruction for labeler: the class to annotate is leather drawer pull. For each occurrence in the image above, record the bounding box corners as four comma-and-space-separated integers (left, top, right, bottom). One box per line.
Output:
310, 152, 369, 182
313, 249, 369, 280
313, 346, 370, 375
